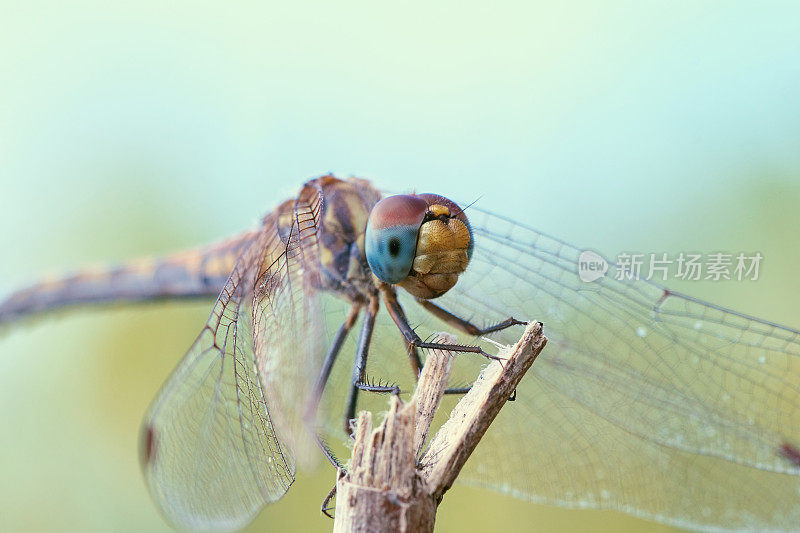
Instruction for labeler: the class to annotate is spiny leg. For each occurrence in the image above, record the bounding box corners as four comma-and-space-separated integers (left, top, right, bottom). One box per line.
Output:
304, 302, 360, 514
416, 298, 526, 337
443, 385, 517, 402
343, 296, 398, 435
402, 333, 423, 378
306, 303, 361, 419
417, 298, 524, 399
321, 479, 339, 519
304, 302, 361, 467
394, 289, 525, 396
381, 285, 505, 362
384, 291, 423, 378
443, 387, 471, 395
314, 433, 346, 472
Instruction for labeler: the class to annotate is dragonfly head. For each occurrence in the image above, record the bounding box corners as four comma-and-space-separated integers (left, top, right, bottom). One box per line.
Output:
365, 193, 473, 299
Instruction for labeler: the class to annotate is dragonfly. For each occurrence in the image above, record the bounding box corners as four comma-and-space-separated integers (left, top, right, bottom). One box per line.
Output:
1, 175, 799, 532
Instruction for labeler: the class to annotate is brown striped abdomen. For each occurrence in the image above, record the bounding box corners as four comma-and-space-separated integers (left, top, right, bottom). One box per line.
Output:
0, 230, 257, 325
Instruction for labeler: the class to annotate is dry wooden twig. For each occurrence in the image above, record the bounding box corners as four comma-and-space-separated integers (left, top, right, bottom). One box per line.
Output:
332, 321, 547, 532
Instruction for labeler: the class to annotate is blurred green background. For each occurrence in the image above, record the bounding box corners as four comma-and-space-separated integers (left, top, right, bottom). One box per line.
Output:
1, 1, 799, 532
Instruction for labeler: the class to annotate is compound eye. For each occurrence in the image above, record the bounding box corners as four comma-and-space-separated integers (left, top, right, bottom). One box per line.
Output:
365, 195, 428, 284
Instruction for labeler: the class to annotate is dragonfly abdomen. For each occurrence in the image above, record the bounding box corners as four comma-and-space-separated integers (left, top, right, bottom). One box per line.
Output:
0, 230, 257, 325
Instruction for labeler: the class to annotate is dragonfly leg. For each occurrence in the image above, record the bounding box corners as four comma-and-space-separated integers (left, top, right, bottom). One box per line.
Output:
304, 302, 362, 426
321, 479, 338, 519
343, 296, 400, 435
415, 297, 522, 399
403, 335, 423, 379
315, 432, 345, 470
384, 293, 423, 379
381, 285, 505, 362
442, 385, 516, 401
443, 386, 471, 395
416, 298, 526, 336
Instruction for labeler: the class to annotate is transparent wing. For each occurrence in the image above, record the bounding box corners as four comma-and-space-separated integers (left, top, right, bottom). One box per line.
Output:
425, 208, 800, 531
140, 185, 326, 531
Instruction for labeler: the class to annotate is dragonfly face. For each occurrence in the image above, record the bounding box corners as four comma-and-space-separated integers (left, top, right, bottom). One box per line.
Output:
365, 193, 473, 299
